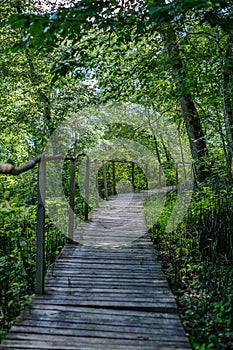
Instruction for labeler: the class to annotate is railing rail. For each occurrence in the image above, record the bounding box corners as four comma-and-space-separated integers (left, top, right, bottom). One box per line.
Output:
0, 156, 193, 294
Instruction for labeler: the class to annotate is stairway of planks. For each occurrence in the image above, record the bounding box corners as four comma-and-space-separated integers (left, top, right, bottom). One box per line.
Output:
0, 192, 191, 350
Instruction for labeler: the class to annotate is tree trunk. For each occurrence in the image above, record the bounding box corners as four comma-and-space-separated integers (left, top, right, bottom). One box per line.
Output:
224, 32, 233, 138
164, 25, 210, 181
223, 32, 233, 183
146, 109, 162, 163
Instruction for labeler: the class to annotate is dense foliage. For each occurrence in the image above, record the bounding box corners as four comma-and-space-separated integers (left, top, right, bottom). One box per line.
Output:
146, 188, 233, 349
1, 0, 233, 348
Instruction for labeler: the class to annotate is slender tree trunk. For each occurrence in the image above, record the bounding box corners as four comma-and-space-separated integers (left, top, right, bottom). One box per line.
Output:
146, 110, 162, 163
178, 123, 187, 180
153, 134, 161, 163
159, 134, 172, 164
223, 32, 233, 182
224, 32, 233, 137
215, 27, 233, 182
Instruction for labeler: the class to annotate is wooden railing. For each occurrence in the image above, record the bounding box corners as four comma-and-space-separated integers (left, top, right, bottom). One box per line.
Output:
0, 156, 193, 294
0, 153, 87, 294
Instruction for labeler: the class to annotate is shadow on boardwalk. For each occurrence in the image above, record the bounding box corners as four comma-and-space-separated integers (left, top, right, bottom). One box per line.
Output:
0, 192, 191, 349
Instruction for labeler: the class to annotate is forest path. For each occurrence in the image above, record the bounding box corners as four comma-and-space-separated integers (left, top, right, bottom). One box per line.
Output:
0, 192, 191, 349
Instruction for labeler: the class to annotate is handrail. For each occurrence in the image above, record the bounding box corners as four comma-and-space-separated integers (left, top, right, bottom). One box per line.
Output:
0, 155, 41, 175
0, 155, 193, 294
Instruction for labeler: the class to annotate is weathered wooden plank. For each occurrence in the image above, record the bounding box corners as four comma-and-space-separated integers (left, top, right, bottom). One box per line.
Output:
1, 339, 190, 350
9, 323, 187, 338
45, 284, 170, 291
6, 326, 187, 343
21, 310, 182, 326
28, 300, 178, 313
21, 304, 180, 319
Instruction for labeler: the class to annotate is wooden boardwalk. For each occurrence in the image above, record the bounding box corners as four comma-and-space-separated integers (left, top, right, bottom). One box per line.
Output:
0, 192, 191, 349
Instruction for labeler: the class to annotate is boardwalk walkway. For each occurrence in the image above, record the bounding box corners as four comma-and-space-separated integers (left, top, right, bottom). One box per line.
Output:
1, 192, 191, 349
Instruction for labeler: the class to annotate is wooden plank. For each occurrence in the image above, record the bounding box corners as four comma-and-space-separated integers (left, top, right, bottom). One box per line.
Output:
1, 339, 190, 350
21, 307, 182, 324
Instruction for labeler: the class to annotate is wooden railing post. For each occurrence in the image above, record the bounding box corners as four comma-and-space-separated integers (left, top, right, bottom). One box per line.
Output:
132, 161, 135, 192
102, 160, 108, 200
112, 161, 117, 195
35, 155, 46, 294
68, 158, 76, 241
84, 156, 90, 221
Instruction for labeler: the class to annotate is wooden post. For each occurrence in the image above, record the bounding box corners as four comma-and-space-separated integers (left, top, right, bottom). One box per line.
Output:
68, 158, 76, 241
132, 161, 135, 192
35, 156, 46, 294
112, 160, 117, 195
84, 156, 90, 221
94, 159, 99, 208
102, 160, 108, 200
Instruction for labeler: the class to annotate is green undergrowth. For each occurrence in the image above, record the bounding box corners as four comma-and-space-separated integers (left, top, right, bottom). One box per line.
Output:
146, 188, 233, 349
0, 175, 67, 341
0, 165, 97, 342
0, 207, 67, 341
